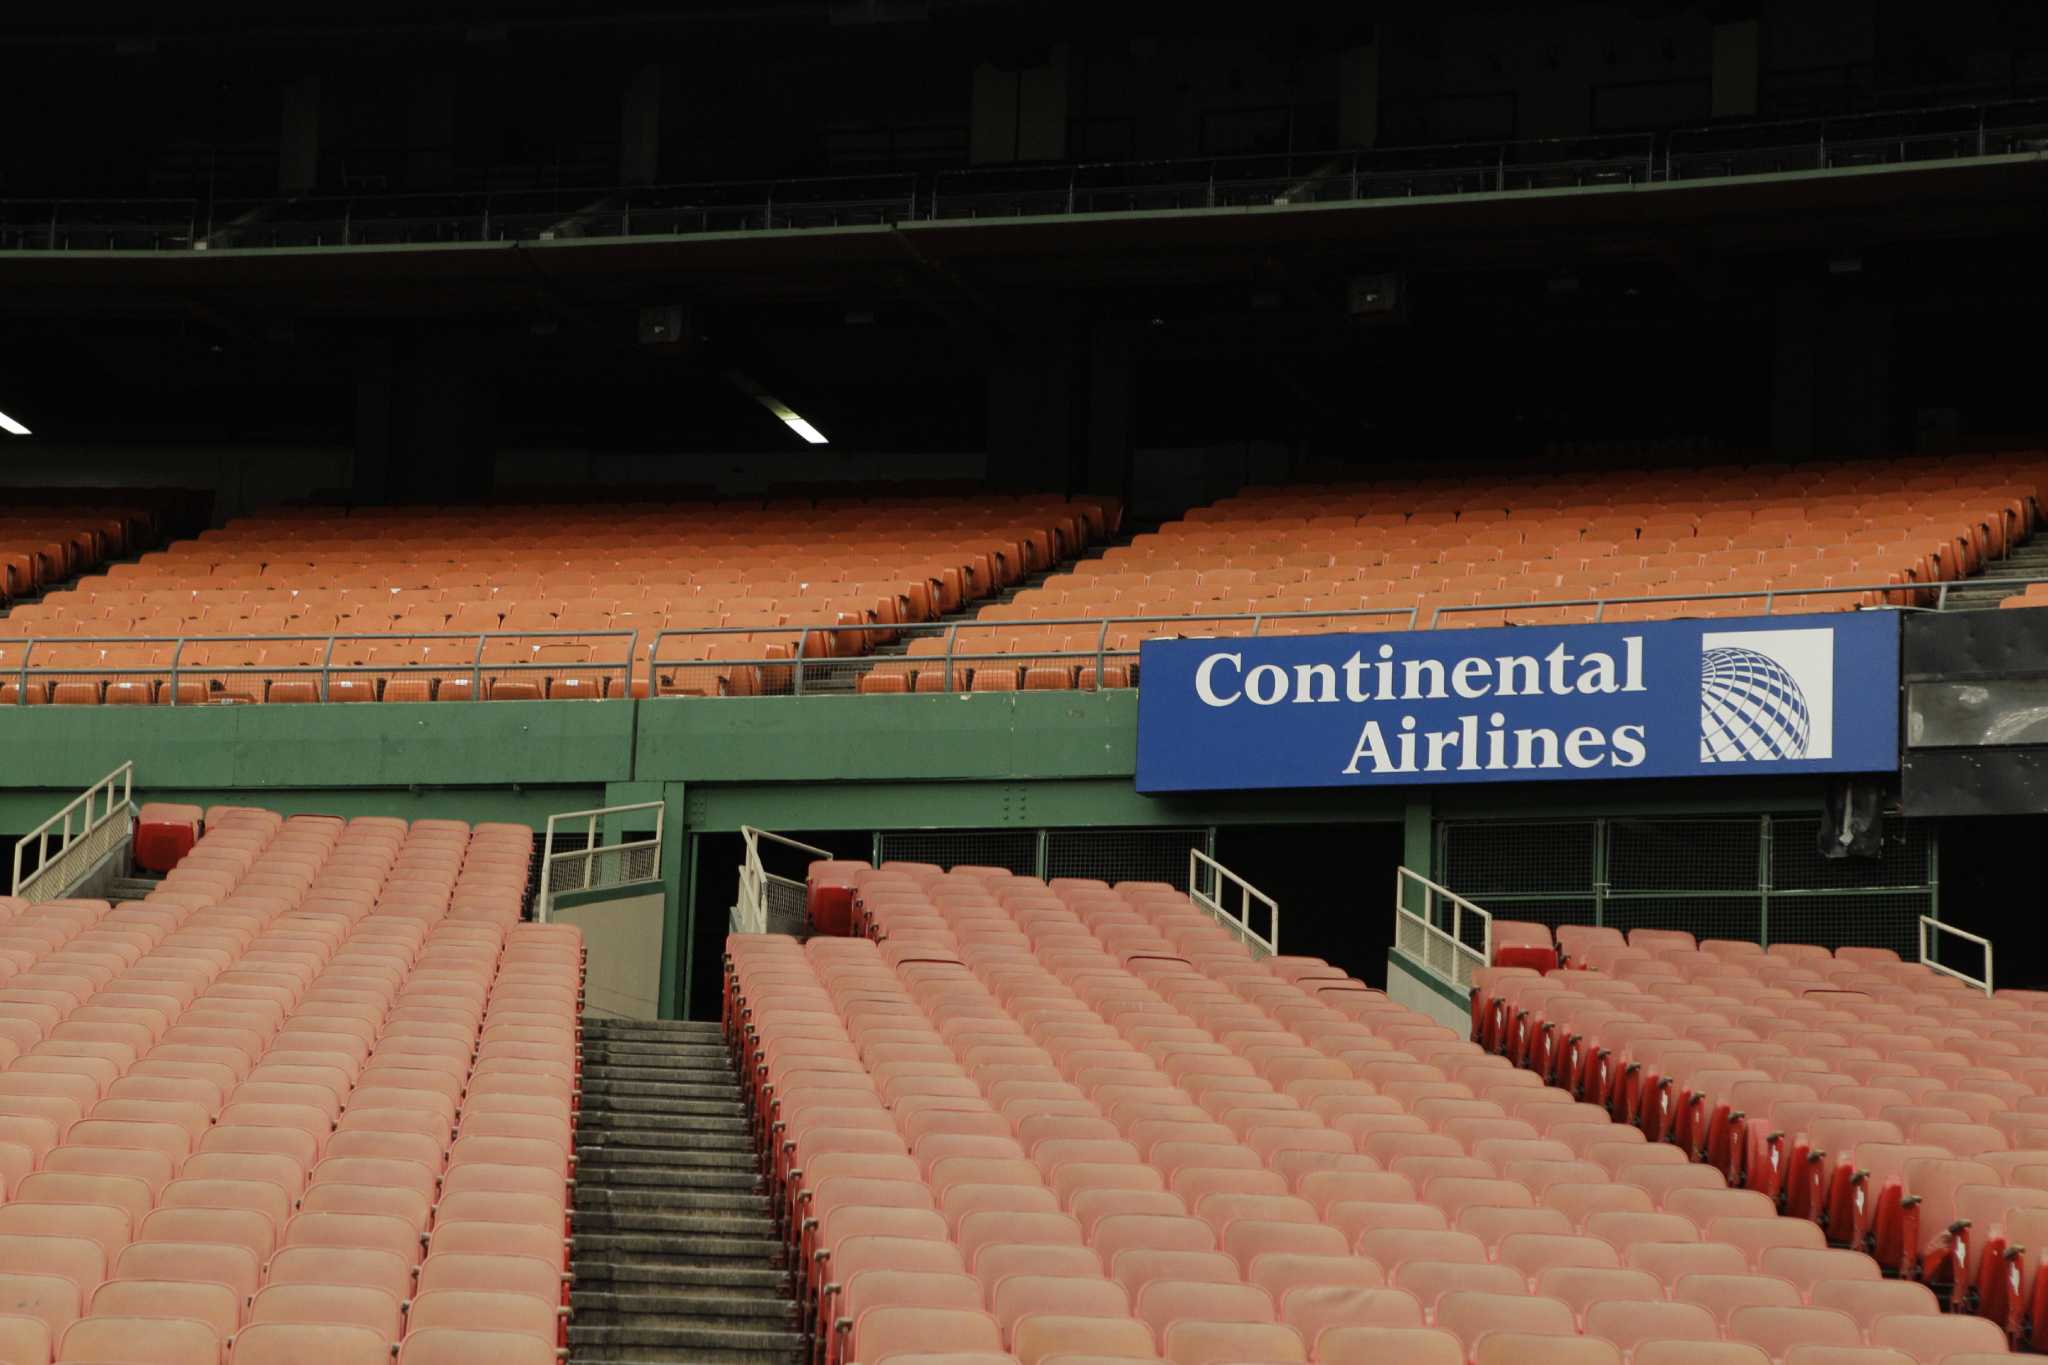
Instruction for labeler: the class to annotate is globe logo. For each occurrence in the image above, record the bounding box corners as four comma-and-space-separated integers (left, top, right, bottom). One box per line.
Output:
1700, 644, 1812, 761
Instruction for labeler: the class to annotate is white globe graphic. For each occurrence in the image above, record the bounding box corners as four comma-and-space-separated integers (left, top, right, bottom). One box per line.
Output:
1700, 645, 1812, 761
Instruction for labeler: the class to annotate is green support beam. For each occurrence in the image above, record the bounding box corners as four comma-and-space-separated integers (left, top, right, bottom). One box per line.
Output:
680, 778, 1408, 833
634, 692, 1140, 783
0, 785, 607, 831
661, 781, 689, 1020
1403, 794, 1433, 875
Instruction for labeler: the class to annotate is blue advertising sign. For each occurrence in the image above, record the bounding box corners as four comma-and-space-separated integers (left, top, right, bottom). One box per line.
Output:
1134, 612, 1900, 792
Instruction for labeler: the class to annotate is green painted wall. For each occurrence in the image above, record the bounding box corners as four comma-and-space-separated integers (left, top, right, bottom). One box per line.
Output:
0, 700, 633, 815
0, 693, 1829, 828
634, 692, 1140, 784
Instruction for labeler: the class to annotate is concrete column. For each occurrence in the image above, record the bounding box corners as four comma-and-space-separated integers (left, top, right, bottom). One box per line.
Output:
354, 332, 499, 505
279, 76, 321, 194
1084, 324, 1136, 497
352, 337, 396, 506
1713, 19, 1761, 119
1771, 283, 1817, 459
408, 76, 456, 188
659, 781, 688, 1019
620, 63, 663, 185
1819, 296, 1895, 457
1017, 46, 1069, 163
970, 64, 1021, 165
971, 46, 1069, 164
1338, 40, 1380, 148
988, 347, 1077, 490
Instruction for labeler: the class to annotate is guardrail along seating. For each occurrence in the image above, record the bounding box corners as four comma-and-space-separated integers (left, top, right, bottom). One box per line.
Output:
862, 451, 2042, 695
0, 497, 1116, 704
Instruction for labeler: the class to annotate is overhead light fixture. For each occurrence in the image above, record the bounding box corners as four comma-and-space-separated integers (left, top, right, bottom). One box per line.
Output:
779, 413, 830, 445
0, 410, 29, 436
726, 370, 829, 445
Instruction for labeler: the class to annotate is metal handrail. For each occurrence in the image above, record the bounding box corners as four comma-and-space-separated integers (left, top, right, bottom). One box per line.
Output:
1919, 915, 1993, 996
10, 93, 2045, 252
647, 606, 1417, 696
1393, 866, 1492, 994
4, 568, 2033, 703
11, 761, 134, 897
1189, 848, 1278, 957
538, 799, 664, 922
6, 629, 638, 704
1428, 572, 2048, 626
736, 826, 832, 936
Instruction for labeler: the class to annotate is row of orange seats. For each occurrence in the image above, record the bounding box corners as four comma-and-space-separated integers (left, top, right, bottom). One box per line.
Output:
1, 506, 160, 603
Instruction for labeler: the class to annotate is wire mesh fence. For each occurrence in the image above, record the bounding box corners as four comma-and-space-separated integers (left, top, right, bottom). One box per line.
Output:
1438, 812, 1935, 950
1600, 893, 1776, 945
1608, 817, 1763, 893
1047, 829, 1209, 891
1768, 891, 1926, 960
863, 826, 1213, 887
876, 829, 1042, 876
544, 841, 660, 897
1438, 819, 1599, 898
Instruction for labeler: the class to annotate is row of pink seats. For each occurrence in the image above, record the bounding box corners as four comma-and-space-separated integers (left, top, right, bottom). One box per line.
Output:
1478, 923, 2048, 1349
722, 860, 2006, 1364
0, 804, 580, 1364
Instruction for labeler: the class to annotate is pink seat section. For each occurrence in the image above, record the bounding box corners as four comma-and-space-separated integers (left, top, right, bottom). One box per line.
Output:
730, 864, 1993, 1365
0, 806, 576, 1364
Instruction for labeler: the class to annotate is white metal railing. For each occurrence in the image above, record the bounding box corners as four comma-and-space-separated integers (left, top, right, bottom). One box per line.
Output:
1394, 866, 1492, 994
536, 800, 664, 922
1189, 848, 1278, 957
1920, 915, 1994, 996
736, 826, 830, 937
11, 761, 135, 901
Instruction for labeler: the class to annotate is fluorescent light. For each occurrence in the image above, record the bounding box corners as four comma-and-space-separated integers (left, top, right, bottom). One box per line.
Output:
0, 410, 29, 436
725, 370, 828, 445
781, 416, 829, 445
757, 394, 828, 445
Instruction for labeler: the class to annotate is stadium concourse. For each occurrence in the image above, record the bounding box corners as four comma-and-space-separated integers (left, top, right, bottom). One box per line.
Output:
0, 804, 578, 1364
723, 859, 2030, 1365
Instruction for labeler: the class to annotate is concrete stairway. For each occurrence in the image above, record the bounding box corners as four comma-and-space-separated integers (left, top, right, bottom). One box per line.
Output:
842, 524, 1140, 692
1940, 536, 2048, 610
570, 1018, 805, 1365
105, 875, 161, 901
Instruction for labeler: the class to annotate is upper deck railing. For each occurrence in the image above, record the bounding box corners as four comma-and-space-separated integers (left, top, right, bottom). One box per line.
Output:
1, 574, 2025, 702
3, 97, 2042, 252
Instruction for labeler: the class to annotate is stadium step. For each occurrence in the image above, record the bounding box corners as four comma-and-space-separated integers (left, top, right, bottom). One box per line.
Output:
1942, 536, 2048, 608
846, 520, 1140, 690
573, 1018, 804, 1365
105, 874, 162, 900
565, 1321, 809, 1365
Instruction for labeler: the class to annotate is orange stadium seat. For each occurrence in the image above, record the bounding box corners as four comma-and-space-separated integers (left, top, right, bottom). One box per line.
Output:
1, 496, 1116, 701
718, 859, 2035, 1365
0, 803, 574, 1363
4, 458, 2039, 697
